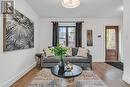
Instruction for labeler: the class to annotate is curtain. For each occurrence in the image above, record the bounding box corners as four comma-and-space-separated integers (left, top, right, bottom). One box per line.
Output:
52, 22, 59, 46
75, 22, 82, 47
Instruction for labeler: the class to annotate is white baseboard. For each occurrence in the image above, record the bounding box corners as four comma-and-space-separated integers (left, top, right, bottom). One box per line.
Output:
0, 62, 36, 87
123, 74, 130, 84
92, 59, 105, 62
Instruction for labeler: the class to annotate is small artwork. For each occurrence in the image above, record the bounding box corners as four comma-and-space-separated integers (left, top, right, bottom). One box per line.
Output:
87, 30, 93, 46
3, 9, 34, 51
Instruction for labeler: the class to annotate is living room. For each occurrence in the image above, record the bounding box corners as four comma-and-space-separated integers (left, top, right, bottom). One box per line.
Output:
0, 0, 130, 87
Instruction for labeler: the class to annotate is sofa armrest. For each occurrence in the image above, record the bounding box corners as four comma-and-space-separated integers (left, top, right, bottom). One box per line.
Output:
87, 53, 92, 70
41, 52, 46, 62
40, 52, 47, 67
87, 53, 92, 59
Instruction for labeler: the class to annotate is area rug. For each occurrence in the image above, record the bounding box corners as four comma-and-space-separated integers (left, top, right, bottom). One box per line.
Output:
28, 69, 108, 87
106, 62, 123, 71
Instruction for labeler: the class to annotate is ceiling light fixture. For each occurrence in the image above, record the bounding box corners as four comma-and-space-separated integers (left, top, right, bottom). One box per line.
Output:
62, 0, 80, 8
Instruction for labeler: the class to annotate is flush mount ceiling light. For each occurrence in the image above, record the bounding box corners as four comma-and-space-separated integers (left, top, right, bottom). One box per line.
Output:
62, 0, 80, 8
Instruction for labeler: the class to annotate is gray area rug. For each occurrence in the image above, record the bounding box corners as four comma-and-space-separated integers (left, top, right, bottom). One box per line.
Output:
28, 69, 108, 87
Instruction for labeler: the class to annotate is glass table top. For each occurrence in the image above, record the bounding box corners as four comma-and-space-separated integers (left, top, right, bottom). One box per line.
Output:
51, 64, 82, 78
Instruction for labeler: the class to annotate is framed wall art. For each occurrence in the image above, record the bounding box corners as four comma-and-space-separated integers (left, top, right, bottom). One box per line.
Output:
3, 9, 34, 51
87, 30, 93, 46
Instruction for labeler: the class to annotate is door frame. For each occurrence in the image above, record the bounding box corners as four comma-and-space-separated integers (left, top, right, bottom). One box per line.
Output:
105, 26, 119, 61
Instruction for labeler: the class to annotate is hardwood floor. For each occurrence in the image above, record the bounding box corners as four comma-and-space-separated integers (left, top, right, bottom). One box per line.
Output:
93, 62, 130, 87
11, 62, 130, 87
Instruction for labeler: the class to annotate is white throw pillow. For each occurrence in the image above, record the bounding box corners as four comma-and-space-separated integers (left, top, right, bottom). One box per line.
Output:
66, 47, 72, 56
43, 48, 54, 58
76, 47, 88, 57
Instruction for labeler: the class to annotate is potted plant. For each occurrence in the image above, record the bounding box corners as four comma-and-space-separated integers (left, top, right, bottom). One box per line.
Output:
49, 44, 68, 72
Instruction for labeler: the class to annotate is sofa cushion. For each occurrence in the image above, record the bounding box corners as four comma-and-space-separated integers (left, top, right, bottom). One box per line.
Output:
64, 57, 90, 63
44, 56, 60, 63
44, 56, 89, 63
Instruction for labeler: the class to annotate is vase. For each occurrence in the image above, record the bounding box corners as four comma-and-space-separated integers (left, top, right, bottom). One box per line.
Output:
58, 58, 65, 75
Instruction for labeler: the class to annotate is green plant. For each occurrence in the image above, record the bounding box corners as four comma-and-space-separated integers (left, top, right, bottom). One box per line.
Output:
49, 44, 68, 60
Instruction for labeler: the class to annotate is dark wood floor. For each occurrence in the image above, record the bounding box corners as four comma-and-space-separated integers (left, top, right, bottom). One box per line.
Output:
11, 62, 130, 87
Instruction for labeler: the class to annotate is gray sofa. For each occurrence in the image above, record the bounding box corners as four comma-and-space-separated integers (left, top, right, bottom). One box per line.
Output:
41, 48, 92, 70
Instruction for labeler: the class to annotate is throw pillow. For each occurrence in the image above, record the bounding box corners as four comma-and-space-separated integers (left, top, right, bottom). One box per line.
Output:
72, 48, 79, 56
76, 47, 88, 57
43, 48, 54, 58
65, 47, 72, 56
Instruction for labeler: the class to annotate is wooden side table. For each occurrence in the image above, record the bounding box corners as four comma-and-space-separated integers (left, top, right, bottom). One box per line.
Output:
35, 53, 42, 69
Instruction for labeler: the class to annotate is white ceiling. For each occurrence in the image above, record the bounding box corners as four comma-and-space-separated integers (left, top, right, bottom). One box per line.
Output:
26, 0, 123, 18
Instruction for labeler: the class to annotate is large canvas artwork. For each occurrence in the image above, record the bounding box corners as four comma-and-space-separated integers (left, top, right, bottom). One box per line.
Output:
3, 9, 34, 51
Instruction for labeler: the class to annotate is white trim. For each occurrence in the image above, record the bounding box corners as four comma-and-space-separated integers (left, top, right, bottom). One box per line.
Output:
0, 62, 36, 87
92, 58, 105, 62
123, 74, 130, 84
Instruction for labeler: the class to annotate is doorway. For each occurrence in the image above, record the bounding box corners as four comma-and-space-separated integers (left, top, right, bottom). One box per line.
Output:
105, 26, 119, 62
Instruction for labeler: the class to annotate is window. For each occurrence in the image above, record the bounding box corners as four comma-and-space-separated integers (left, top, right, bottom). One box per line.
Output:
52, 22, 82, 47
106, 29, 116, 49
58, 26, 76, 47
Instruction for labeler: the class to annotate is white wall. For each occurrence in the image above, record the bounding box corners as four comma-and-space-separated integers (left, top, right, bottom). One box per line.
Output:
38, 18, 122, 62
122, 0, 130, 84
0, 0, 39, 87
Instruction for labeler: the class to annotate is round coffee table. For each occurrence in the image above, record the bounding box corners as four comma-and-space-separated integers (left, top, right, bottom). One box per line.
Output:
51, 64, 82, 78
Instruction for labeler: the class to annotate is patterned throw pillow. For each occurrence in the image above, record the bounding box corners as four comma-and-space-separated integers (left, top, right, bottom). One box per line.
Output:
76, 47, 88, 57
43, 48, 54, 58
65, 47, 72, 56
